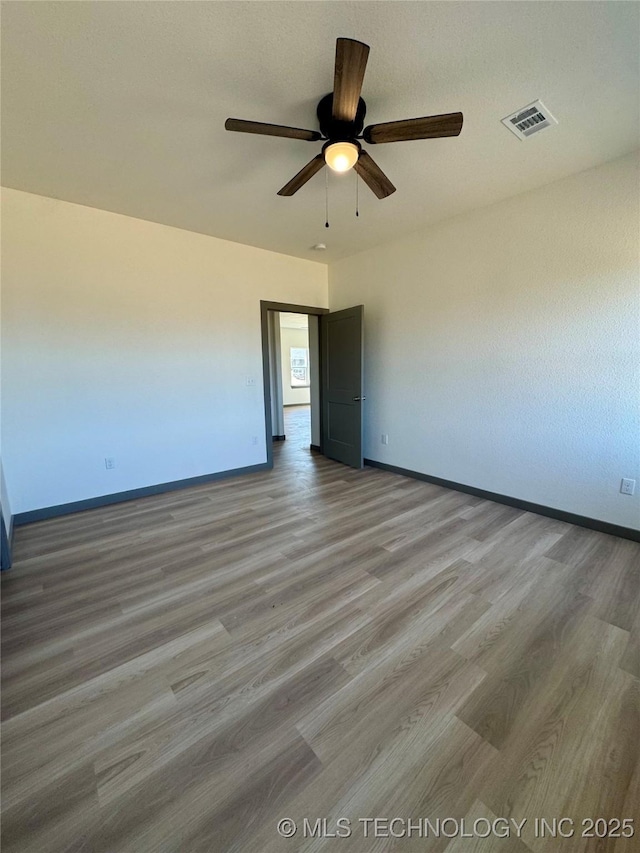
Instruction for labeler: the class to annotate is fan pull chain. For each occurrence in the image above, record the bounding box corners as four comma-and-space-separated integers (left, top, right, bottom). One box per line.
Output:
325, 168, 330, 228
355, 170, 359, 218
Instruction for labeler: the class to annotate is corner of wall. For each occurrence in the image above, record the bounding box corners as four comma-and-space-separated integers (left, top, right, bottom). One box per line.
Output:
0, 461, 13, 570
1, 515, 12, 571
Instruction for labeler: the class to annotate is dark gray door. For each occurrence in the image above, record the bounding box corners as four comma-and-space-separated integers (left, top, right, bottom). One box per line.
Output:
320, 305, 364, 468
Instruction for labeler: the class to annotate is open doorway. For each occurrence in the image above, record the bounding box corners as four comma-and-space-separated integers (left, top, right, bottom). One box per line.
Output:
260, 300, 364, 470
279, 312, 312, 452
260, 301, 326, 468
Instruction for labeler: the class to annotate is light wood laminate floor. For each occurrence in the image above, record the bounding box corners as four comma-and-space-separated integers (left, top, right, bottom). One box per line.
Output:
2, 409, 639, 852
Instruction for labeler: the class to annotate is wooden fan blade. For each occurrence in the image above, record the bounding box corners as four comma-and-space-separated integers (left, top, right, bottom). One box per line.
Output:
332, 38, 370, 123
225, 118, 322, 142
277, 154, 325, 196
363, 112, 463, 144
354, 151, 396, 199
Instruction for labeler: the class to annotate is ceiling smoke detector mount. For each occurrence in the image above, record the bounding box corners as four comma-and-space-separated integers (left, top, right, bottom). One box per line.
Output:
502, 100, 558, 140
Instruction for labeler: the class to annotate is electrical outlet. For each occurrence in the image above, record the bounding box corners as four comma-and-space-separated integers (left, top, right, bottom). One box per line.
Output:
246, 376, 256, 386
105, 457, 116, 470
620, 478, 636, 496
381, 434, 389, 445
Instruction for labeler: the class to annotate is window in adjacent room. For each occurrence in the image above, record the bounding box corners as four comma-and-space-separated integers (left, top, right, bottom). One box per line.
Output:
290, 347, 309, 387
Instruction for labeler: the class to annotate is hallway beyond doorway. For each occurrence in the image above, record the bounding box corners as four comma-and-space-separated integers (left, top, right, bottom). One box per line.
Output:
274, 405, 312, 467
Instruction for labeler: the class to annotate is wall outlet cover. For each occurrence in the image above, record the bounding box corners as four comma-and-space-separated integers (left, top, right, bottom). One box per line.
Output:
620, 478, 636, 496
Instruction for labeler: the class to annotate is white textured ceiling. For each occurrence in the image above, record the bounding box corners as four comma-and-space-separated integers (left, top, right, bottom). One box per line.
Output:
2, 2, 638, 264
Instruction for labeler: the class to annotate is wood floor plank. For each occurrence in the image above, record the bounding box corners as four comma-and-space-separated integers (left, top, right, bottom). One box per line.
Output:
2, 405, 639, 852
478, 616, 636, 852
456, 587, 594, 749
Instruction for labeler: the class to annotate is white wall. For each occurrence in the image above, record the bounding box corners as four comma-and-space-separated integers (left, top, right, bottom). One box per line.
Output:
280, 324, 311, 406
1, 189, 327, 514
329, 152, 640, 530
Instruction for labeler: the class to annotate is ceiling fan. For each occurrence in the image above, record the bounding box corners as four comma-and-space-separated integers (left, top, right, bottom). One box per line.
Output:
225, 37, 463, 200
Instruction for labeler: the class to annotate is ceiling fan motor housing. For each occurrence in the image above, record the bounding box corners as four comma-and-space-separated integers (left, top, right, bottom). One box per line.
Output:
317, 93, 367, 141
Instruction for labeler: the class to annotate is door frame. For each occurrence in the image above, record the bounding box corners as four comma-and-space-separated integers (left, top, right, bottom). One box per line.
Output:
260, 300, 329, 469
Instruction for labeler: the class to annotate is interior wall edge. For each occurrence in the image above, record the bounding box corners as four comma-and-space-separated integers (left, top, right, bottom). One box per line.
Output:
0, 515, 13, 570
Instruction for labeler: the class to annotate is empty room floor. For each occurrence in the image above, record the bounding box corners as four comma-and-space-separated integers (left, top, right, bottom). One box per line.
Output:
1, 438, 639, 852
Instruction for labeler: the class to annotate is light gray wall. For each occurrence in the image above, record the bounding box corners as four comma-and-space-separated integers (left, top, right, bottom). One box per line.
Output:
329, 152, 640, 529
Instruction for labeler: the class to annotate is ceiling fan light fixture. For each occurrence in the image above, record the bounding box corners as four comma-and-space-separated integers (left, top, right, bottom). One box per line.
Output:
324, 141, 360, 173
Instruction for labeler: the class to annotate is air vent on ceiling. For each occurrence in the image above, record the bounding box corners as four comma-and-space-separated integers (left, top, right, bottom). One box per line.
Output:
501, 100, 557, 140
